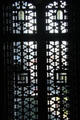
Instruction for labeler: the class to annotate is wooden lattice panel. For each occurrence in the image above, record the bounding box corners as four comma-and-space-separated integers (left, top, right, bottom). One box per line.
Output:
6, 41, 38, 120
46, 41, 70, 120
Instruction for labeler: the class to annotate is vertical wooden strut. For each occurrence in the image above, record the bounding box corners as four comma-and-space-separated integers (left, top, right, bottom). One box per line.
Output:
37, 3, 48, 120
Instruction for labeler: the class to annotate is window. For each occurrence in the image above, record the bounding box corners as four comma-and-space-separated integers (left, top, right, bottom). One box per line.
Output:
46, 1, 69, 120
2, 0, 70, 120
57, 10, 63, 20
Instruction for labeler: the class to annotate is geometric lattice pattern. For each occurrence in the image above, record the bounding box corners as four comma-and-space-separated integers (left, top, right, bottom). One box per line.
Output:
6, 41, 38, 120
46, 41, 70, 120
3, 1, 37, 34
46, 1, 68, 33
3, 0, 70, 120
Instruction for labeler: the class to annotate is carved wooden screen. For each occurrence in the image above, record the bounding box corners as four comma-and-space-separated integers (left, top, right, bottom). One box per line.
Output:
5, 41, 38, 120
45, 1, 70, 120
3, 1, 38, 120
2, 0, 70, 120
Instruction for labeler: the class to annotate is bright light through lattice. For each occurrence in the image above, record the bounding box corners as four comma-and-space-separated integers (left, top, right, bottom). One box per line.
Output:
5, 1, 37, 34
46, 1, 68, 33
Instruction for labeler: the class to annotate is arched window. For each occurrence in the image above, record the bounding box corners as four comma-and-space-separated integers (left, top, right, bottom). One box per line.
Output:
18, 10, 25, 20
3, 1, 37, 34
57, 10, 63, 20
2, 1, 38, 120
